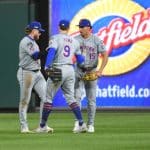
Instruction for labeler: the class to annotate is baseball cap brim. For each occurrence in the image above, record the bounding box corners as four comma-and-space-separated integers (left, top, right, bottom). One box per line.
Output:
27, 21, 45, 32
38, 28, 45, 32
76, 24, 91, 28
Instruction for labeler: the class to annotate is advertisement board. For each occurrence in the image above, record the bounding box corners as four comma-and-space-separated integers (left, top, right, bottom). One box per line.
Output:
49, 0, 150, 108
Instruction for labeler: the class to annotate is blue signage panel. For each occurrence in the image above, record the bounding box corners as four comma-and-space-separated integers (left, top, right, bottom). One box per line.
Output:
49, 0, 150, 107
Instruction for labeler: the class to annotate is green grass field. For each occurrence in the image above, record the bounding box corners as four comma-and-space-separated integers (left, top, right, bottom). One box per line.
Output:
0, 112, 150, 150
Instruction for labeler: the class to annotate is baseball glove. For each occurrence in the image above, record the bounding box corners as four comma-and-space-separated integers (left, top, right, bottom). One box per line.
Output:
45, 67, 62, 82
81, 71, 98, 81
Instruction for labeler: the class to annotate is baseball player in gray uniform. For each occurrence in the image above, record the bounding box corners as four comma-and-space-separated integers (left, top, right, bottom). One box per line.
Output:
73, 19, 108, 133
35, 20, 87, 133
17, 21, 48, 133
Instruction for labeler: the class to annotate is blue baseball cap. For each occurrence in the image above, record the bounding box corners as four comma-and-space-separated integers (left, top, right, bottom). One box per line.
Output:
77, 19, 92, 28
27, 21, 45, 32
59, 20, 70, 28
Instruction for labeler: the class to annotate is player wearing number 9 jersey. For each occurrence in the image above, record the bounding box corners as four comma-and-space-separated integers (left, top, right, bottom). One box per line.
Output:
35, 20, 87, 133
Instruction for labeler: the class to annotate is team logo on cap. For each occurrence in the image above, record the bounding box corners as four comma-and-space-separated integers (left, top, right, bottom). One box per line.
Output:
34, 26, 39, 29
69, 0, 150, 76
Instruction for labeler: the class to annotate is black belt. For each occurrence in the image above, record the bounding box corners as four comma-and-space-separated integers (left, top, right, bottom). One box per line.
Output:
80, 67, 95, 72
21, 68, 40, 72
32, 69, 40, 72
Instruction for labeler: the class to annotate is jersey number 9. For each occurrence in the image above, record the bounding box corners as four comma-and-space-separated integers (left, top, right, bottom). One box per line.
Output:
63, 45, 70, 57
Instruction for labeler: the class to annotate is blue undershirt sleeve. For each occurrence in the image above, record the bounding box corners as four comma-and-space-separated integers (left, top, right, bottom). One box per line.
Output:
45, 48, 56, 68
75, 54, 85, 64
31, 51, 40, 60
32, 51, 47, 60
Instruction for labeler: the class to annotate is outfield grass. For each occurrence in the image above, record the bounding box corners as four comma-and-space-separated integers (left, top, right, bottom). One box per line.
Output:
0, 112, 150, 150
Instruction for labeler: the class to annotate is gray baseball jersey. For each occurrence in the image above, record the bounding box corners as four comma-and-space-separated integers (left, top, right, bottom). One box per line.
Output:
46, 33, 81, 105
75, 34, 106, 68
48, 33, 81, 65
18, 36, 41, 70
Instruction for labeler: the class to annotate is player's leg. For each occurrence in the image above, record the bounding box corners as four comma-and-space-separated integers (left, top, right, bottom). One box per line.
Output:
85, 80, 97, 133
34, 74, 53, 133
74, 78, 84, 108
33, 72, 46, 125
73, 78, 84, 131
17, 68, 34, 133
36, 77, 61, 133
62, 67, 87, 133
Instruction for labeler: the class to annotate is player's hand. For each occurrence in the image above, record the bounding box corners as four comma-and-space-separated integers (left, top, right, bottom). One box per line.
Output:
44, 66, 52, 71
95, 70, 102, 77
44, 66, 49, 70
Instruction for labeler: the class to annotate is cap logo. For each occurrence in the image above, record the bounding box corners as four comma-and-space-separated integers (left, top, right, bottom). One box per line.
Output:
34, 26, 39, 29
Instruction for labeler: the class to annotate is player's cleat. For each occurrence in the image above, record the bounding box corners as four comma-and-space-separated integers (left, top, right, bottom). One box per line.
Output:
21, 127, 33, 133
87, 125, 95, 133
35, 125, 54, 133
72, 121, 79, 132
73, 123, 87, 133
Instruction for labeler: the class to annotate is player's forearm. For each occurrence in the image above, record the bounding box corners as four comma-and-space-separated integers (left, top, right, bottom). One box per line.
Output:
98, 52, 108, 73
32, 50, 47, 60
75, 54, 85, 64
45, 47, 56, 68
